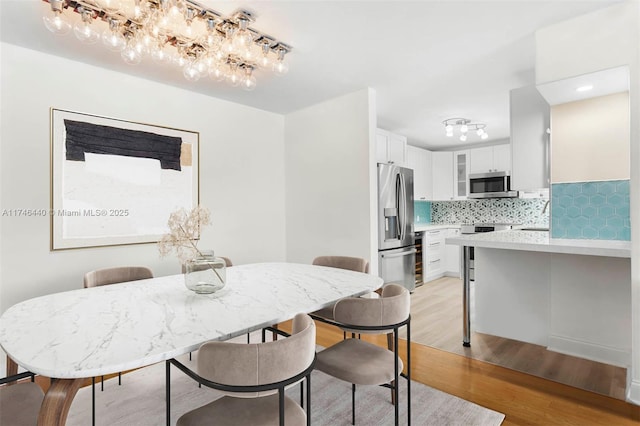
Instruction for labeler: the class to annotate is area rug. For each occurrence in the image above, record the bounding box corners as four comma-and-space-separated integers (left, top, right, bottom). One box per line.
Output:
66, 354, 504, 425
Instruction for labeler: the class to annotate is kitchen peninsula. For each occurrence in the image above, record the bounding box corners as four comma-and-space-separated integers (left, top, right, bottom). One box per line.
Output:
446, 230, 631, 368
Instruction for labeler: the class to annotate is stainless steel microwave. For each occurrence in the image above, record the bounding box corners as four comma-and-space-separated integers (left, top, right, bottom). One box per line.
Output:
468, 171, 518, 199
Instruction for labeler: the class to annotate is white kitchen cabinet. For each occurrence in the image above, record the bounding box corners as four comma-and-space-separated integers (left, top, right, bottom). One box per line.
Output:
469, 145, 511, 174
423, 229, 445, 282
431, 151, 454, 201
406, 145, 433, 201
376, 128, 407, 166
453, 150, 469, 199
510, 85, 550, 190
444, 228, 461, 277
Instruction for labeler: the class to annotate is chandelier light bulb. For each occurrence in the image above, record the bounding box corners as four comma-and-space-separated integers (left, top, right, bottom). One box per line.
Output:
258, 42, 272, 69
460, 134, 467, 142
102, 19, 126, 51
446, 131, 453, 137
151, 45, 169, 63
242, 66, 257, 91
477, 128, 484, 136
460, 124, 468, 133
226, 62, 241, 86
209, 62, 227, 82
234, 18, 254, 51
43, 6, 71, 35
183, 60, 201, 82
481, 133, 489, 140
445, 124, 453, 133
73, 19, 99, 44
273, 48, 289, 76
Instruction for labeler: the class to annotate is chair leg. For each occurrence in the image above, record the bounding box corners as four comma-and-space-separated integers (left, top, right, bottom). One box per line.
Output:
352, 383, 356, 425
272, 324, 279, 341
394, 329, 400, 426
300, 381, 304, 408
101, 375, 104, 391
387, 332, 395, 405
279, 387, 285, 426
118, 372, 121, 386
407, 319, 412, 425
91, 377, 96, 426
247, 332, 250, 344
306, 374, 311, 426
165, 361, 171, 426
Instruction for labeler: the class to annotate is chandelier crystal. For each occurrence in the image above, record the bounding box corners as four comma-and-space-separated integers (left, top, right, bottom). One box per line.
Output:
442, 118, 489, 141
41, 0, 292, 90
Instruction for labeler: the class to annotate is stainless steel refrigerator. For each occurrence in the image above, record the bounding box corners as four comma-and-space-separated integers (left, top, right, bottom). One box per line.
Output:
377, 163, 416, 292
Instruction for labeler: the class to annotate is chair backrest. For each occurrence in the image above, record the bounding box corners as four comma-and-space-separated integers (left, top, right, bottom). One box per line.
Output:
0, 374, 44, 426
312, 256, 368, 273
333, 283, 410, 329
197, 313, 316, 396
83, 266, 154, 288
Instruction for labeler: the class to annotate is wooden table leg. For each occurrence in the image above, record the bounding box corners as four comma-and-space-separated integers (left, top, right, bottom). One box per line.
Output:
37, 378, 84, 426
6, 355, 18, 377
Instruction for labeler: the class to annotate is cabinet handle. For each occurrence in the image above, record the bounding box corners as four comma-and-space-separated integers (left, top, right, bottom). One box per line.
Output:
420, 197, 426, 200
429, 259, 441, 264
429, 242, 441, 246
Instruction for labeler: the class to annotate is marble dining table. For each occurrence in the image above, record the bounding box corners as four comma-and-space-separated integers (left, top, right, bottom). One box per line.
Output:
0, 262, 383, 426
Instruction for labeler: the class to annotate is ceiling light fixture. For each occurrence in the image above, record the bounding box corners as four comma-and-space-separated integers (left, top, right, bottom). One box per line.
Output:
443, 118, 488, 141
41, 0, 292, 91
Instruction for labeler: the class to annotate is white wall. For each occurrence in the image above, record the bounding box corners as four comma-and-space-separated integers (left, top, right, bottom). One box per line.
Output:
284, 89, 376, 267
551, 92, 630, 183
0, 43, 286, 313
535, 1, 640, 403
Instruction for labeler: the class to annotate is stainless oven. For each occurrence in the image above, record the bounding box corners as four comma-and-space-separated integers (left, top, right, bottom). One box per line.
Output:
468, 171, 518, 199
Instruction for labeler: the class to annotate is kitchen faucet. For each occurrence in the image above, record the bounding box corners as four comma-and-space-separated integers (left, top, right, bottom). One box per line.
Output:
542, 200, 550, 214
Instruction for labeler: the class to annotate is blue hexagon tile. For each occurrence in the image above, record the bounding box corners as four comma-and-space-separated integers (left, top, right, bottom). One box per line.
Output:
551, 180, 630, 240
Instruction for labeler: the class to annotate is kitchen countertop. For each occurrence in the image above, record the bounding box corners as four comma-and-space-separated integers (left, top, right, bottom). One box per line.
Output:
415, 223, 461, 232
446, 230, 631, 258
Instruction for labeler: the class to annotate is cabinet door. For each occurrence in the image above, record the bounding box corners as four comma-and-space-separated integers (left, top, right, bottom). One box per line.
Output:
493, 144, 511, 172
444, 228, 461, 277
431, 151, 454, 201
387, 133, 407, 166
407, 146, 432, 201
376, 132, 388, 164
469, 146, 494, 174
510, 85, 550, 190
453, 150, 469, 199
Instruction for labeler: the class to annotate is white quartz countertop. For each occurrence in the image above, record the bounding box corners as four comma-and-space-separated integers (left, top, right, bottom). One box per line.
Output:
415, 223, 460, 232
446, 230, 631, 258
0, 263, 382, 379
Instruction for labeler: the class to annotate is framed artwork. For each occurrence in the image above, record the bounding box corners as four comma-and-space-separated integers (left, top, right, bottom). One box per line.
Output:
50, 108, 199, 250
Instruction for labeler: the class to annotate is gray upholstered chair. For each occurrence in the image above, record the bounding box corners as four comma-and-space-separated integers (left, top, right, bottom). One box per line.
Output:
311, 256, 370, 322
83, 266, 154, 425
168, 313, 316, 426
83, 266, 153, 288
0, 372, 44, 426
314, 284, 411, 425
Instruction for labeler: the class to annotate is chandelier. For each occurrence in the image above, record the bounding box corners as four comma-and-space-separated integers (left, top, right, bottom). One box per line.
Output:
443, 118, 488, 142
41, 0, 292, 91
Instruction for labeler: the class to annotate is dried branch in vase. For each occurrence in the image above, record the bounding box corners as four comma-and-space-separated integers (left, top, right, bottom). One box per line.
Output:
158, 205, 211, 263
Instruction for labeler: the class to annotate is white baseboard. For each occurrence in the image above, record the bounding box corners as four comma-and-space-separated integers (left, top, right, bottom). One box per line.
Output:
627, 376, 640, 405
547, 335, 630, 368
444, 271, 461, 278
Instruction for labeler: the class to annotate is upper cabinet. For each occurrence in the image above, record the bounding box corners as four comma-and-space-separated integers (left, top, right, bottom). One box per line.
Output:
406, 145, 433, 201
469, 144, 511, 174
509, 85, 550, 190
453, 150, 469, 199
431, 151, 454, 201
376, 128, 407, 166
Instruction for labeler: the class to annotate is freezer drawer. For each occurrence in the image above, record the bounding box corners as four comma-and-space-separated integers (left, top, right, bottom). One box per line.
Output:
379, 246, 416, 292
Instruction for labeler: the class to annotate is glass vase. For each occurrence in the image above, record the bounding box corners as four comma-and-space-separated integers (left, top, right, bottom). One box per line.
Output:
184, 250, 226, 294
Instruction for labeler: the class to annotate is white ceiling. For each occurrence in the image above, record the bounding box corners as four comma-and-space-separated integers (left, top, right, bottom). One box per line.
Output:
0, 0, 622, 150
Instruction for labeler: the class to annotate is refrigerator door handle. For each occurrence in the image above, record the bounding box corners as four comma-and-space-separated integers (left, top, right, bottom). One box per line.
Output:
395, 173, 402, 239
399, 172, 407, 241
381, 248, 417, 259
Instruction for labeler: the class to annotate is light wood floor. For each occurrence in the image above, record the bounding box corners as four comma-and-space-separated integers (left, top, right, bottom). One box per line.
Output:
305, 321, 640, 426
404, 277, 627, 400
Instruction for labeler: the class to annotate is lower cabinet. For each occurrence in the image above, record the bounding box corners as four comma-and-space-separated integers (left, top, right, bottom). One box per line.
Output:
423, 227, 461, 283
423, 230, 445, 282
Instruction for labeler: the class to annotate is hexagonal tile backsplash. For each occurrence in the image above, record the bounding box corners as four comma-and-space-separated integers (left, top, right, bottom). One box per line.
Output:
551, 180, 630, 240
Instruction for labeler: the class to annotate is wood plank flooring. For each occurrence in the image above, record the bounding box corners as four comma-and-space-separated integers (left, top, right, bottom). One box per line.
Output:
302, 320, 640, 426
402, 277, 628, 400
